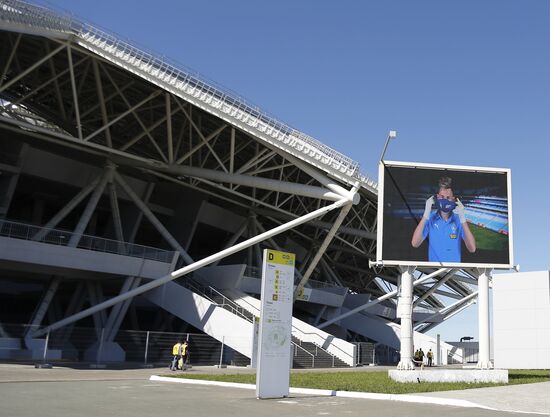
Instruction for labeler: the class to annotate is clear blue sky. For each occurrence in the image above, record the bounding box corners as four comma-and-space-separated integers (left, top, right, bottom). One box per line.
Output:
44, 0, 550, 341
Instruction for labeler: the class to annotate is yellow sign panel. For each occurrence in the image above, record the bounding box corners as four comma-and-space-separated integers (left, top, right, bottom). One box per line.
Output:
266, 249, 295, 266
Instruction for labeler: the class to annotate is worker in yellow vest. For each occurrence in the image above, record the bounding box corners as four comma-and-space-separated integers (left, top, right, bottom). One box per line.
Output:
427, 349, 434, 367
179, 341, 189, 370
170, 340, 183, 371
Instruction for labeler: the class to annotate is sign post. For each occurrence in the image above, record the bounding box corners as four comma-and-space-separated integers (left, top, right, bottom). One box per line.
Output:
256, 249, 295, 399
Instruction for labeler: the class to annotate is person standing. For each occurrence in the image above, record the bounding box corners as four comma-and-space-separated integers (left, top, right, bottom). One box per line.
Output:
419, 348, 425, 365
427, 349, 433, 367
180, 341, 189, 370
411, 176, 476, 263
171, 339, 183, 371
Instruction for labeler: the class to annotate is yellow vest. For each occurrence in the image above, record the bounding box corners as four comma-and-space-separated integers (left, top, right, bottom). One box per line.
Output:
181, 343, 187, 355
172, 343, 182, 355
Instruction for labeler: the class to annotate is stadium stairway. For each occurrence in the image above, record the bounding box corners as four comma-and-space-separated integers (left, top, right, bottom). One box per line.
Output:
221, 288, 356, 367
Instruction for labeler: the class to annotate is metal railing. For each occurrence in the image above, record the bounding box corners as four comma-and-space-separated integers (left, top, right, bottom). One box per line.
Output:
0, 0, 379, 186
0, 323, 334, 368
0, 219, 174, 262
0, 324, 251, 367
292, 341, 315, 368
244, 265, 341, 289
0, 100, 70, 136
181, 276, 254, 323
212, 285, 349, 366
290, 326, 350, 366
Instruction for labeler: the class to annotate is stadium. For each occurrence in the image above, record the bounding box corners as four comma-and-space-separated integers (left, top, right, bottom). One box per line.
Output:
0, 0, 482, 367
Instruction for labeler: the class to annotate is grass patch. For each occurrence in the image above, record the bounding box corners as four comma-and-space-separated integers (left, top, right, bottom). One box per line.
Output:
167, 370, 550, 394
469, 224, 507, 250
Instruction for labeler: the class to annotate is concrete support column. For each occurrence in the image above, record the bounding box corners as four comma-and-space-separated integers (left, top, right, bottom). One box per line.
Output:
477, 268, 493, 369
397, 266, 415, 370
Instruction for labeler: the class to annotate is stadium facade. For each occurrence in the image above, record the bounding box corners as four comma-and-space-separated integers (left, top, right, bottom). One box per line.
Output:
0, 0, 479, 366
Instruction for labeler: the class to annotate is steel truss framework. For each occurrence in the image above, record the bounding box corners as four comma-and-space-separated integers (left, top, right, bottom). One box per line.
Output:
0, 0, 479, 346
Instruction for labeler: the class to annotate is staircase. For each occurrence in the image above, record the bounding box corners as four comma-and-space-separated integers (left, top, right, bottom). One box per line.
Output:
221, 289, 355, 367
291, 337, 348, 368
176, 277, 345, 368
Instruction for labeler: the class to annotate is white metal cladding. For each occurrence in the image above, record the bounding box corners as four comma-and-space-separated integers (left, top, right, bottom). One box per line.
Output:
0, 0, 378, 192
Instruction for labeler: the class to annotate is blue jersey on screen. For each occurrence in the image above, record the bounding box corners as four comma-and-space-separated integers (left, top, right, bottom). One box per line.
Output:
422, 212, 464, 263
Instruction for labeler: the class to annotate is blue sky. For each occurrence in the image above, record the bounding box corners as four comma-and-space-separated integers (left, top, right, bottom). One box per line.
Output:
44, 0, 550, 341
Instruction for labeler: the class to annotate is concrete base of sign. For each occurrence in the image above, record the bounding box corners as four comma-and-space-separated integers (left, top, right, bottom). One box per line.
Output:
388, 369, 508, 384
34, 363, 53, 368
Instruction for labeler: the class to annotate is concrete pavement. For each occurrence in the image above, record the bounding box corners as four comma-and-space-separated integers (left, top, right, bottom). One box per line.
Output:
416, 381, 550, 415
0, 363, 548, 416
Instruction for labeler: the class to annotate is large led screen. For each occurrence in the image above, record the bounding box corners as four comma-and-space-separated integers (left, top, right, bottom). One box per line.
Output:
376, 161, 513, 268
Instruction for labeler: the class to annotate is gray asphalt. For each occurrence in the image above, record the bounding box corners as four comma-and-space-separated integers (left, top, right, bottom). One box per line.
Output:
0, 364, 547, 417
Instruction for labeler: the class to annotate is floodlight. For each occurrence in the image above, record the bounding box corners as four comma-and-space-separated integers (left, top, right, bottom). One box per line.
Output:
380, 130, 398, 162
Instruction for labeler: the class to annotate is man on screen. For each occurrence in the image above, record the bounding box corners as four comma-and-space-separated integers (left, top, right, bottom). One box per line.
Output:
411, 177, 476, 263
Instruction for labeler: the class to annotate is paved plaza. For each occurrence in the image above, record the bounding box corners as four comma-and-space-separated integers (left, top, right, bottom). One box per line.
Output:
0, 364, 548, 416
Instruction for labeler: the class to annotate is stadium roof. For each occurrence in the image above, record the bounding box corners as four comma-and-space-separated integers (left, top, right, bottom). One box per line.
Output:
0, 0, 378, 193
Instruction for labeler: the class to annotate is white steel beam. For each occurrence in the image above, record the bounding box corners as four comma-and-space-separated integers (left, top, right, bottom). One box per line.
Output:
13, 56, 88, 105
211, 219, 248, 267
174, 124, 227, 165
24, 276, 62, 339
229, 127, 235, 173
0, 33, 22, 88
44, 42, 67, 121
66, 44, 83, 140
283, 153, 359, 204
166, 164, 343, 202
68, 168, 110, 247
176, 101, 227, 172
317, 268, 451, 329
31, 175, 102, 241
293, 198, 354, 300
127, 182, 155, 244
0, 42, 66, 94
166, 92, 173, 163
92, 59, 112, 147
413, 269, 458, 307
415, 291, 479, 330
114, 171, 193, 264
108, 181, 125, 244
31, 197, 349, 338
84, 90, 161, 142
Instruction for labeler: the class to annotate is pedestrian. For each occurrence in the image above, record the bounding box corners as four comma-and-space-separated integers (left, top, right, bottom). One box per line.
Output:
427, 349, 433, 367
419, 348, 425, 365
179, 340, 189, 370
171, 339, 183, 371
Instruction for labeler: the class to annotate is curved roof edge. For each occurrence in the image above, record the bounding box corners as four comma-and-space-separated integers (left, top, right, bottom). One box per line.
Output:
0, 0, 378, 193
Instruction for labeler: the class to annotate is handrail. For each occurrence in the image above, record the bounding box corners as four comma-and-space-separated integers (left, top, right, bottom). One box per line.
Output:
290, 326, 352, 363
0, 0, 379, 187
181, 276, 254, 323
244, 265, 341, 289
291, 341, 315, 368
0, 219, 174, 262
220, 288, 351, 364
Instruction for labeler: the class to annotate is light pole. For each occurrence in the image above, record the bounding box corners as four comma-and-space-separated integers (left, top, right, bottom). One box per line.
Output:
379, 130, 397, 162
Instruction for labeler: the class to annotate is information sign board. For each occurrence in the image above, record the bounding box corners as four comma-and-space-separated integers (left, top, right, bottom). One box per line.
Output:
256, 249, 295, 399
